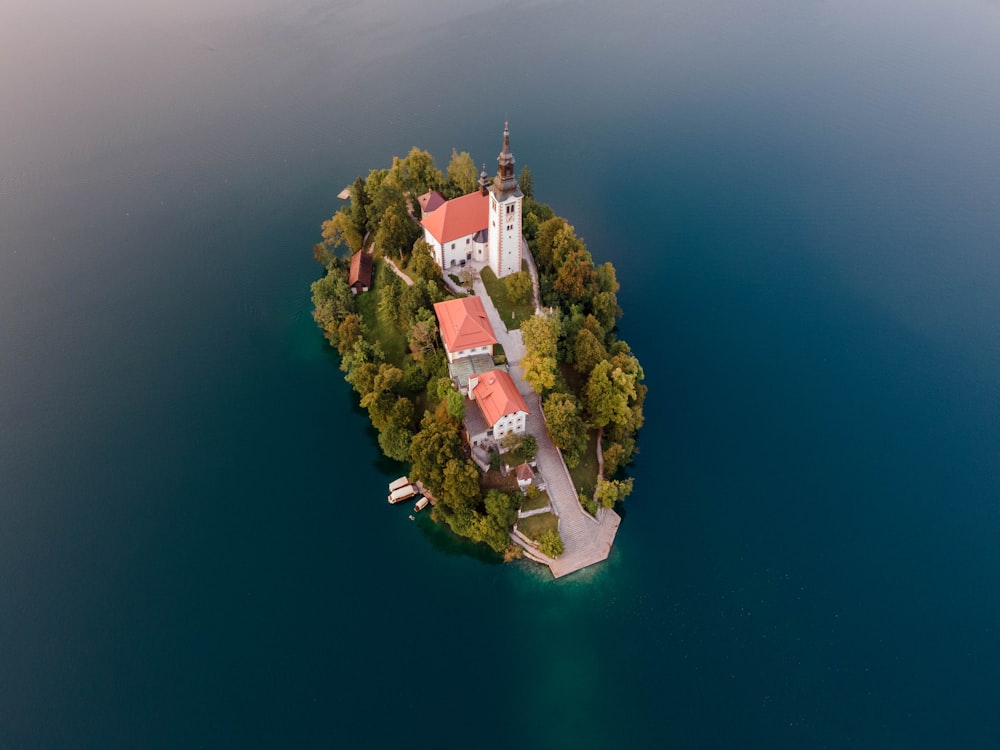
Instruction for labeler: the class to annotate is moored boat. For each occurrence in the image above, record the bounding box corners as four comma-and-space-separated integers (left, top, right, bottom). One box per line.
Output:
388, 476, 411, 492
414, 497, 429, 512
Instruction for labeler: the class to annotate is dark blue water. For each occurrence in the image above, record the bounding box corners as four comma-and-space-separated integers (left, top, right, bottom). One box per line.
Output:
3, 1, 1000, 747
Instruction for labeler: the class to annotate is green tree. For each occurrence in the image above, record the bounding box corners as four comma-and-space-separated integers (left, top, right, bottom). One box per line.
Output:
374, 203, 418, 260
321, 206, 365, 254
446, 149, 478, 196
349, 176, 371, 236
409, 410, 464, 492
583, 359, 638, 430
518, 164, 534, 200
409, 240, 440, 283
444, 387, 466, 421
595, 477, 634, 509
504, 270, 533, 307
573, 327, 608, 376
378, 419, 414, 462
336, 313, 364, 356
440, 458, 482, 510
542, 392, 587, 467
537, 530, 564, 558
520, 314, 560, 393
484, 489, 519, 529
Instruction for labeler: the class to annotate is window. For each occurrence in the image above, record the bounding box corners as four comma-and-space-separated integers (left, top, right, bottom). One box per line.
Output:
451, 243, 455, 249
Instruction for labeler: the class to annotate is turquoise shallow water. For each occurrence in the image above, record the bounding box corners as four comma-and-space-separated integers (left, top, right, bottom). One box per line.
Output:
2, 1, 1000, 747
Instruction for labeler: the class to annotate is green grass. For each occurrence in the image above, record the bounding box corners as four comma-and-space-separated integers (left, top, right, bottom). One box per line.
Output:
517, 511, 559, 541
356, 259, 409, 367
520, 487, 551, 513
479, 266, 534, 330
568, 429, 600, 501
480, 468, 518, 493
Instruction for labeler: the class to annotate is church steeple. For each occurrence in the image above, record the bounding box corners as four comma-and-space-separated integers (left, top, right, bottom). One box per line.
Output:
493, 121, 518, 195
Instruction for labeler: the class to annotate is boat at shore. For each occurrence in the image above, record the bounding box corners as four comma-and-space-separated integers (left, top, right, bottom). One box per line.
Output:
388, 476, 411, 492
388, 484, 417, 504
414, 497, 429, 512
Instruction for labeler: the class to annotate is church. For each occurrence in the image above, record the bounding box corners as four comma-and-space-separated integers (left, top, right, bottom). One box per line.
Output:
418, 123, 524, 279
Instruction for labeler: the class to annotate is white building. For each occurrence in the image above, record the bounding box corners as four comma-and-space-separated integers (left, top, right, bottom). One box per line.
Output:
466, 369, 530, 450
419, 122, 523, 279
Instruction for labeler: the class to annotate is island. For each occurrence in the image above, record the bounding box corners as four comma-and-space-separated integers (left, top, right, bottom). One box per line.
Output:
311, 124, 645, 578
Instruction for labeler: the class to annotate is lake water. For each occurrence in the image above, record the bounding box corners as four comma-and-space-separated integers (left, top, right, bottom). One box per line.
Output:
3, 0, 1000, 747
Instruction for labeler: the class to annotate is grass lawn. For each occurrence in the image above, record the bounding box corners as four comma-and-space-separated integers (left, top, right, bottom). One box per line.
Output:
480, 266, 533, 330
517, 511, 558, 541
568, 429, 600, 501
520, 487, 551, 513
356, 259, 409, 367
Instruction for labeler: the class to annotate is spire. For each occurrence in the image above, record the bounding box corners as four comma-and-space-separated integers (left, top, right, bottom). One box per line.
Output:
479, 163, 490, 195
493, 121, 518, 195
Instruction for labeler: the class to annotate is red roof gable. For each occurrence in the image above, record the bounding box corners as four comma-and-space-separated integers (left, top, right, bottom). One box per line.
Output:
417, 190, 446, 215
349, 251, 372, 288
473, 370, 530, 427
420, 191, 488, 244
433, 297, 497, 355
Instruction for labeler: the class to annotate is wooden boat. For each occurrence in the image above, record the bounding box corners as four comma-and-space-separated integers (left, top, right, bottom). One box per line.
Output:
414, 497, 429, 512
387, 484, 417, 504
388, 476, 411, 492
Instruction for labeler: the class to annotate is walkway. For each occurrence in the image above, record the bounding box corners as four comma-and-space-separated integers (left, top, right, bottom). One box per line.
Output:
384, 257, 414, 287
459, 260, 620, 579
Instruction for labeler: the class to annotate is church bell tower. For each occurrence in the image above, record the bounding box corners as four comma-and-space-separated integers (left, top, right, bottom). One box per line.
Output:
487, 122, 524, 279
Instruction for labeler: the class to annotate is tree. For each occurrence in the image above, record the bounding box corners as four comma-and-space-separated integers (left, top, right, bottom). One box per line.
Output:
504, 270, 533, 307
321, 207, 364, 254
520, 314, 560, 394
349, 176, 370, 236
583, 359, 637, 430
518, 165, 534, 200
573, 327, 608, 376
336, 313, 364, 356
374, 203, 419, 260
447, 149, 478, 195
595, 477, 634, 509
409, 240, 440, 283
500, 433, 537, 465
311, 272, 356, 346
542, 392, 587, 467
408, 308, 438, 360
440, 458, 481, 510
459, 265, 479, 290
390, 147, 444, 198
444, 387, 466, 421
484, 489, 519, 529
537, 530, 564, 558
378, 420, 414, 462
409, 410, 464, 492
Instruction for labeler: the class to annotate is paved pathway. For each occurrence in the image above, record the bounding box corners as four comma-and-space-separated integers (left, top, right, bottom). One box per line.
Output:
384, 257, 414, 287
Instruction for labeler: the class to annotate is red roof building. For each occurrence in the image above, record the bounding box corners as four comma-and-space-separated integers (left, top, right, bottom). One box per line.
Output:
348, 251, 373, 294
471, 369, 530, 430
420, 191, 488, 245
433, 297, 497, 362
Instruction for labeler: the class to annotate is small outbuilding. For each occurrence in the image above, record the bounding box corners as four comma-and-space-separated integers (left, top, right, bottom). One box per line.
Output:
349, 251, 373, 294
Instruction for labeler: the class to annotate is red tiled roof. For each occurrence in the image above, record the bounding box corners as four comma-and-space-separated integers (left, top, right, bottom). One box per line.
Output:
473, 370, 530, 428
349, 251, 372, 288
516, 463, 535, 481
433, 297, 497, 354
417, 190, 445, 215
420, 191, 488, 244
